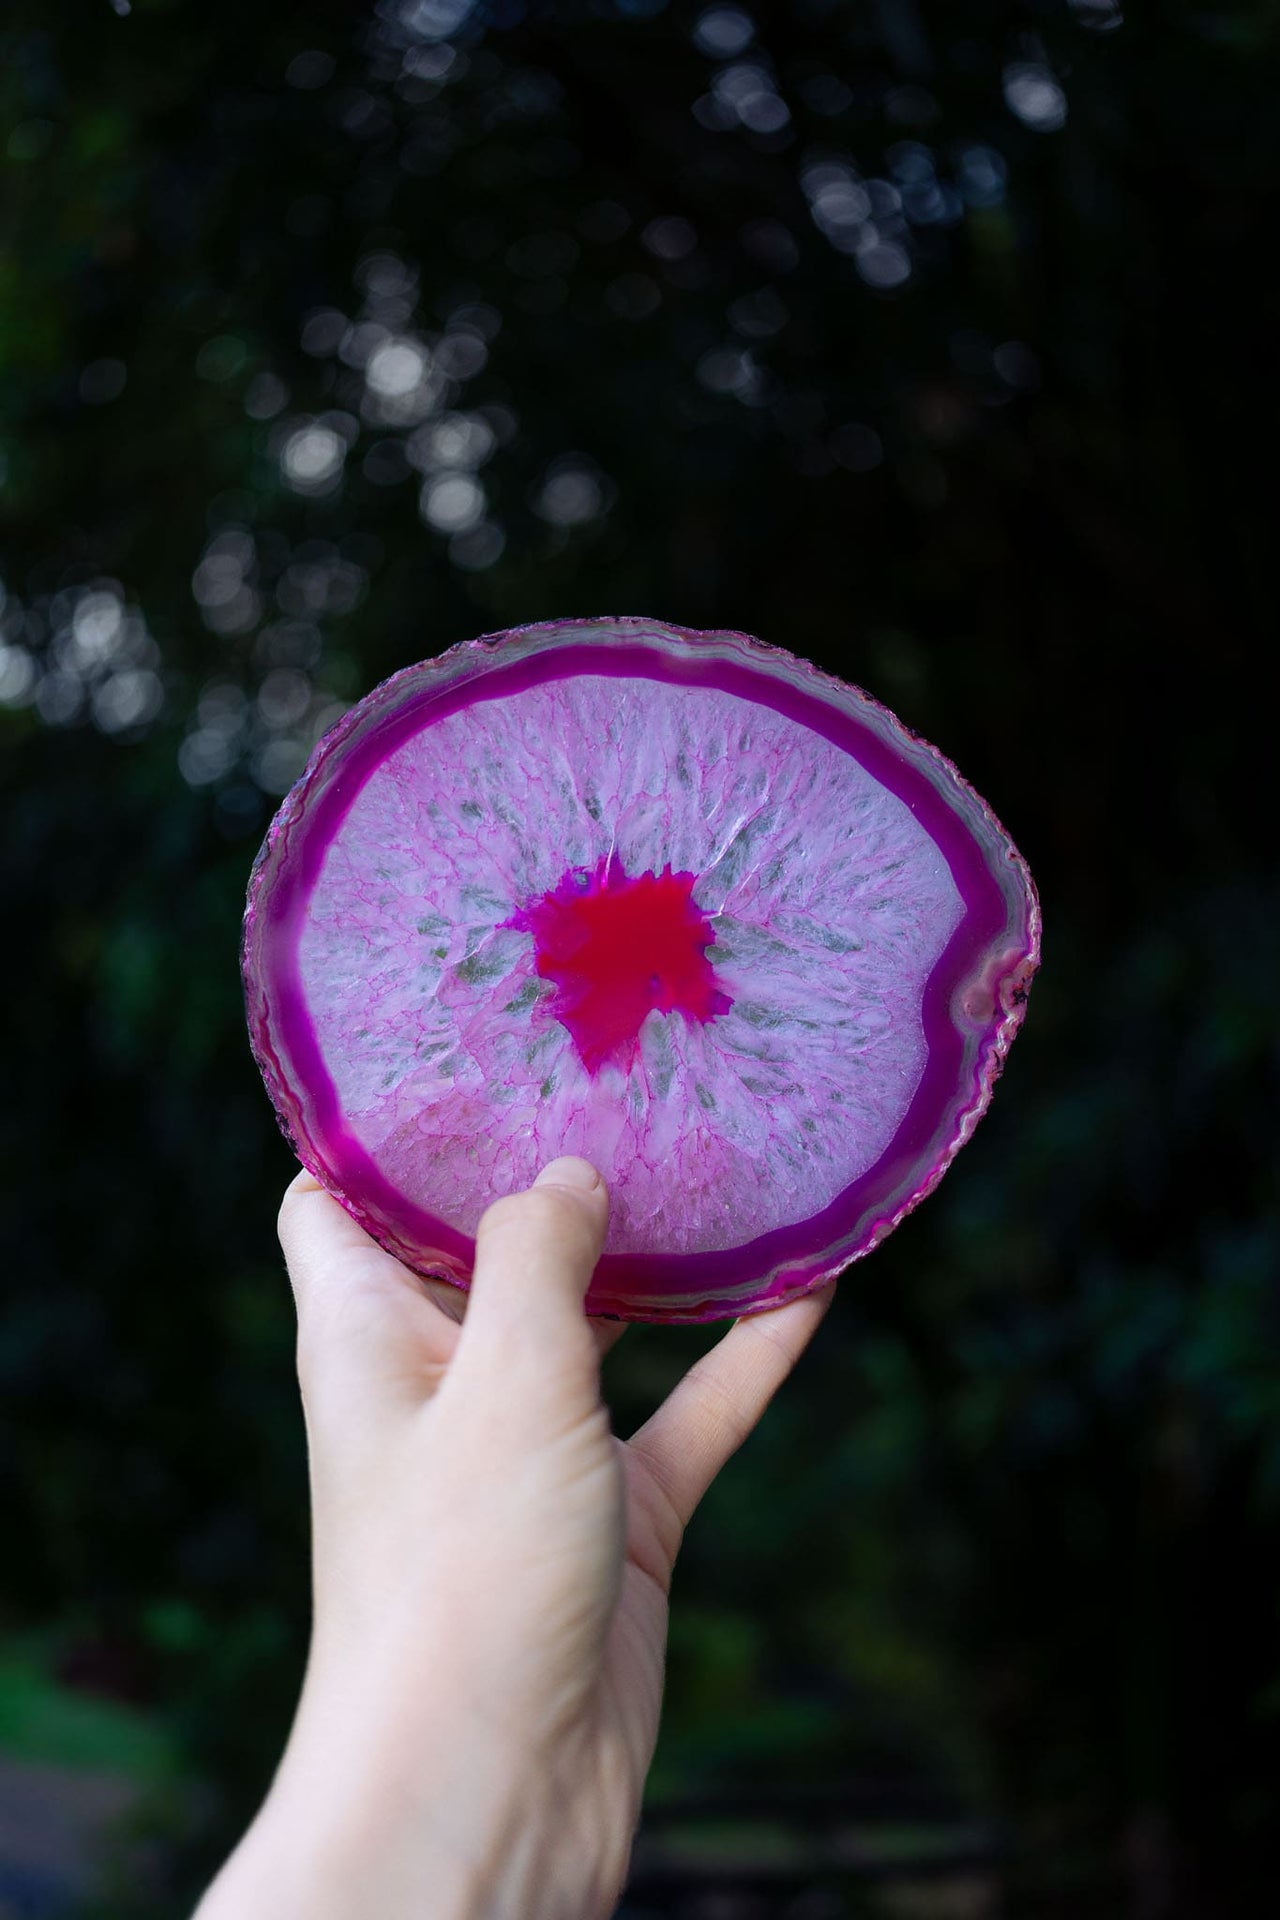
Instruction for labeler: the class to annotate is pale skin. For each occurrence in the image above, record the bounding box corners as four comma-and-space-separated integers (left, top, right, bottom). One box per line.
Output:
195, 1156, 833, 1920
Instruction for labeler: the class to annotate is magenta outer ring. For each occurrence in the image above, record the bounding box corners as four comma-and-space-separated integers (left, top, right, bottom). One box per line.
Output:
243, 618, 1041, 1323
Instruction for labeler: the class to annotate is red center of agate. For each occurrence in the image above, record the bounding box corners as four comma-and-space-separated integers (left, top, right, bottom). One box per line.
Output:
510, 855, 732, 1073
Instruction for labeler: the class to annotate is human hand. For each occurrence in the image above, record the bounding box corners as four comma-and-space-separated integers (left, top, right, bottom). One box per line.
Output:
195, 1157, 833, 1920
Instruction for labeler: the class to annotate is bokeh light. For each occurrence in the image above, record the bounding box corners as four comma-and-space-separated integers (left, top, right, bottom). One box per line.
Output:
1003, 62, 1069, 133
280, 421, 348, 494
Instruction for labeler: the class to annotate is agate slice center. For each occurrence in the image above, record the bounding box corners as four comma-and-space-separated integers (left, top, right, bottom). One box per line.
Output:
507, 855, 733, 1074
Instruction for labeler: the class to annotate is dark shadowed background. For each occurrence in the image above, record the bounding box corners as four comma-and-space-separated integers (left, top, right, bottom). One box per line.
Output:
2, 2, 1277, 1915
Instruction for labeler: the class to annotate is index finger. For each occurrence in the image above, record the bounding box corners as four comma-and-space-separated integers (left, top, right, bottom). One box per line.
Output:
627, 1283, 835, 1529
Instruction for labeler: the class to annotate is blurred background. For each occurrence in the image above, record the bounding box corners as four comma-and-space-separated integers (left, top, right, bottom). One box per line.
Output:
2, 1, 1277, 1915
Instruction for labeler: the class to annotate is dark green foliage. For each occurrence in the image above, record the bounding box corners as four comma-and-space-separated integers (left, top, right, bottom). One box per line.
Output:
2, 1, 1278, 1913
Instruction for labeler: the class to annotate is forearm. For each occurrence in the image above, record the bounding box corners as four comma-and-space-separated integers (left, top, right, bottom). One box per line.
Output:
194, 1809, 496, 1920
193, 1762, 572, 1920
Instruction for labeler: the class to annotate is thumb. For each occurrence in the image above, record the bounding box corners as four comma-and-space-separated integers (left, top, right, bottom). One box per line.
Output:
449, 1158, 609, 1411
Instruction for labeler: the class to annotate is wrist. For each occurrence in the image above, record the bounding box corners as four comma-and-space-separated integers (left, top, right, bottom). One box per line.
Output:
197, 1677, 606, 1920
194, 1809, 495, 1920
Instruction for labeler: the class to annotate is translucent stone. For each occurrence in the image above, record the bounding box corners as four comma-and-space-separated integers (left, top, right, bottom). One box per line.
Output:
243, 618, 1040, 1321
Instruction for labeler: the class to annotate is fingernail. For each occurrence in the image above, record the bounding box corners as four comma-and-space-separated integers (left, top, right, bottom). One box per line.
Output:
534, 1155, 602, 1193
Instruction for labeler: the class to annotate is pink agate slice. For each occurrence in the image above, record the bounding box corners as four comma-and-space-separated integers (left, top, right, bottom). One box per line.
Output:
243, 618, 1040, 1322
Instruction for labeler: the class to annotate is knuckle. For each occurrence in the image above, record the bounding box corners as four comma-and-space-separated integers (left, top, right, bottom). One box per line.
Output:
688, 1362, 752, 1452
292, 1287, 378, 1399
741, 1313, 797, 1372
